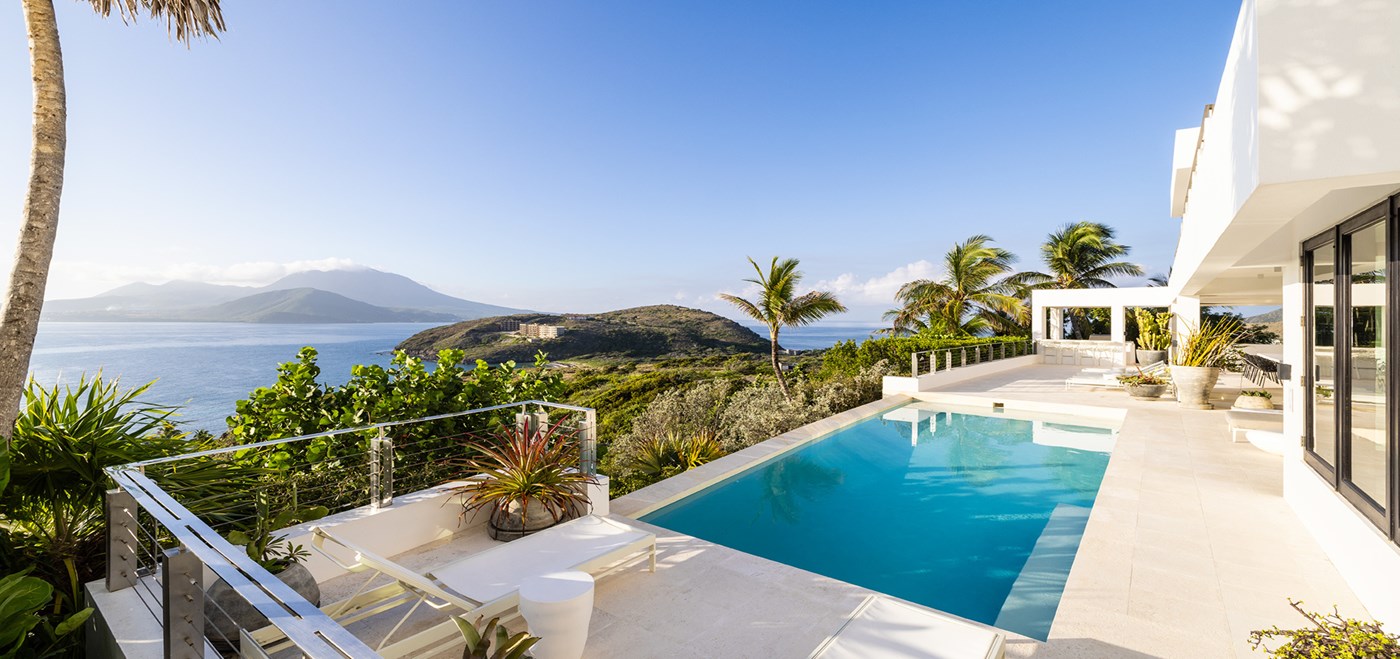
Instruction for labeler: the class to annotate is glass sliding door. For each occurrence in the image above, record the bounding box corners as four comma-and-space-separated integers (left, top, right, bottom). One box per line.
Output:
1303, 196, 1399, 541
1307, 241, 1337, 475
1344, 220, 1389, 516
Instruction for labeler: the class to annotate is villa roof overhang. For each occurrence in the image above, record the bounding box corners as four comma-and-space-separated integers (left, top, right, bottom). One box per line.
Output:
1030, 286, 1177, 309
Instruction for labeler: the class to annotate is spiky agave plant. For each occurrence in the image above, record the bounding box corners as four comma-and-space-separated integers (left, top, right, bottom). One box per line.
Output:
1173, 318, 1244, 368
451, 419, 596, 539
632, 431, 724, 480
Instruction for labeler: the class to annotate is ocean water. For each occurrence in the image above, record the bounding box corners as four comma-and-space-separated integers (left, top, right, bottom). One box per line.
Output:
27, 322, 437, 431
25, 320, 883, 433
742, 323, 885, 350
642, 403, 1117, 640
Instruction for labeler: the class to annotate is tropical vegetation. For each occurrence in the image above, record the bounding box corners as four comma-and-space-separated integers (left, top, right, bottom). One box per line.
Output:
1010, 221, 1145, 338
1173, 318, 1245, 368
1134, 308, 1173, 351
721, 257, 846, 401
450, 419, 596, 539
0, 0, 227, 446
1249, 601, 1399, 657
0, 375, 233, 657
886, 235, 1025, 337
455, 615, 539, 659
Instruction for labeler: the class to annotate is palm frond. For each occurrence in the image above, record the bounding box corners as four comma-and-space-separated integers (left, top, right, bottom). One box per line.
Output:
88, 0, 226, 44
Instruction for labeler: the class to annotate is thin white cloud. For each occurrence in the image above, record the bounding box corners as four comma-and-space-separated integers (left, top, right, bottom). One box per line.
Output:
812, 260, 939, 304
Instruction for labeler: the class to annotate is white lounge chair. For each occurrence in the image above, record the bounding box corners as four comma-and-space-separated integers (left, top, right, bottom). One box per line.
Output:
811, 595, 1006, 659
1064, 361, 1167, 390
278, 515, 655, 657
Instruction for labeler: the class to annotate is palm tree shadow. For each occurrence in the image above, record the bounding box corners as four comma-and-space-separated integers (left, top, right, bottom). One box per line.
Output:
754, 457, 845, 524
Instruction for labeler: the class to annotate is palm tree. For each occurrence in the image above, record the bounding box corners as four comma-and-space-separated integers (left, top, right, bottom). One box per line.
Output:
890, 235, 1025, 337
1011, 221, 1144, 339
0, 0, 225, 444
721, 257, 846, 401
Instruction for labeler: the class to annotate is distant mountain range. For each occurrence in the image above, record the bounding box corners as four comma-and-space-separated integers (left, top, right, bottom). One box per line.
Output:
1244, 308, 1282, 323
42, 268, 528, 323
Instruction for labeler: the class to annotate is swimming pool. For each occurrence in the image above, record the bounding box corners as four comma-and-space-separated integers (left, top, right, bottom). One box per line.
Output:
639, 401, 1120, 640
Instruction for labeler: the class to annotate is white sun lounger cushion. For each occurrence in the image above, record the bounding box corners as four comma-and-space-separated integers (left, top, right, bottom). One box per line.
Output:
811, 595, 1006, 659
429, 515, 653, 604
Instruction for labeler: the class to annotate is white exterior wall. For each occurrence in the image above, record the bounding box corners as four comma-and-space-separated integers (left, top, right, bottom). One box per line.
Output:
1256, 0, 1400, 187
1169, 0, 1260, 296
1166, 0, 1400, 629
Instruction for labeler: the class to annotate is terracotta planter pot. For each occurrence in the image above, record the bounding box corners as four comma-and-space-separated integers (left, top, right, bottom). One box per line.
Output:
1172, 366, 1220, 410
206, 562, 320, 647
1124, 383, 1168, 400
1233, 394, 1275, 410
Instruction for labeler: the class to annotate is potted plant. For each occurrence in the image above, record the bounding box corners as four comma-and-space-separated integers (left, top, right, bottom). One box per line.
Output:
1171, 319, 1244, 409
453, 420, 596, 541
1118, 370, 1169, 400
1234, 390, 1275, 410
1133, 309, 1173, 365
205, 497, 328, 645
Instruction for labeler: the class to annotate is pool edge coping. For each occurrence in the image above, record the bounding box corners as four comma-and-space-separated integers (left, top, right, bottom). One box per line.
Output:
610, 394, 915, 519
611, 392, 1128, 520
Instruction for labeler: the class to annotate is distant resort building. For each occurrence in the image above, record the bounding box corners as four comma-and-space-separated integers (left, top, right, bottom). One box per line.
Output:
519, 323, 563, 339
496, 319, 521, 332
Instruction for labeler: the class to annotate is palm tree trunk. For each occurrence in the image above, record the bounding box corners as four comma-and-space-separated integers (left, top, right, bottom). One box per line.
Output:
769, 330, 792, 402
0, 0, 66, 444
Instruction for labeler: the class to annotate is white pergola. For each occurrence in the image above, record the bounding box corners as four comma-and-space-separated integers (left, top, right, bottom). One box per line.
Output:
1030, 287, 1199, 346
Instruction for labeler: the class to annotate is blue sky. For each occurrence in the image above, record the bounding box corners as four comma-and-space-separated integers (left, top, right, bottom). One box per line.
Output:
0, 1, 1244, 322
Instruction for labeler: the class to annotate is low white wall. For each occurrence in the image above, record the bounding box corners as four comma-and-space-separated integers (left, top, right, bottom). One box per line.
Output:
1283, 456, 1400, 628
282, 481, 487, 583
882, 355, 1039, 396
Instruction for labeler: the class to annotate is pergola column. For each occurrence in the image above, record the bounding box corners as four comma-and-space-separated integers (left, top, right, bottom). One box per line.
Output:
1170, 296, 1202, 351
1110, 305, 1127, 343
1048, 308, 1065, 339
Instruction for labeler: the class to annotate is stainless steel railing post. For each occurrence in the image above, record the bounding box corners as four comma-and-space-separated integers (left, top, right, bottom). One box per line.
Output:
370, 429, 394, 509
162, 545, 205, 659
581, 409, 598, 476
105, 488, 139, 592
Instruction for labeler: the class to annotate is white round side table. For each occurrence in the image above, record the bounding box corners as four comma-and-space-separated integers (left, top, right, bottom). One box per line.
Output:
518, 570, 595, 659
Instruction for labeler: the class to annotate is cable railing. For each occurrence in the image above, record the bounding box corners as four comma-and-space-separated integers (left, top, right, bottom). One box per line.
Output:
103, 400, 596, 659
910, 340, 1037, 378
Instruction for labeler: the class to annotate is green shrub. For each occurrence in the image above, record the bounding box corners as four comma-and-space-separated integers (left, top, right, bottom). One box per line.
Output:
1, 375, 243, 658
601, 363, 891, 496
820, 335, 1029, 378
0, 568, 91, 659
1134, 309, 1173, 351
1249, 600, 1399, 657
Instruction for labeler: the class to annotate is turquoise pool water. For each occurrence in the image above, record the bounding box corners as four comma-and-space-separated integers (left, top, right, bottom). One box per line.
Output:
640, 403, 1118, 640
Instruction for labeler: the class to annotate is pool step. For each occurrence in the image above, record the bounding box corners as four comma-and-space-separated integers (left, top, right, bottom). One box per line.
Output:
993, 503, 1092, 640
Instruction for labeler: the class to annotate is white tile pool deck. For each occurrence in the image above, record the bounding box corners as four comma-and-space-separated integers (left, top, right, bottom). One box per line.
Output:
326, 364, 1369, 658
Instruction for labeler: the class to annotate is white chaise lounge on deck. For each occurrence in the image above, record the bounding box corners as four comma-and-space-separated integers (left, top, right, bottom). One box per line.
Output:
810, 595, 1006, 659
296, 514, 655, 657
1064, 361, 1167, 390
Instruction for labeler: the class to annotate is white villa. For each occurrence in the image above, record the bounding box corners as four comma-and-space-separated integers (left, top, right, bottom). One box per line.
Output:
1030, 0, 1400, 629
81, 1, 1400, 657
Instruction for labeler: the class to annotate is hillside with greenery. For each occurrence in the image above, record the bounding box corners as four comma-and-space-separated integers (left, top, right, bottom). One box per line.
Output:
397, 305, 769, 363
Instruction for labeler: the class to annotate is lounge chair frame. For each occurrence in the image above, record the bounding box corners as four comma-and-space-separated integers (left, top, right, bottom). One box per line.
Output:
252, 515, 655, 658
